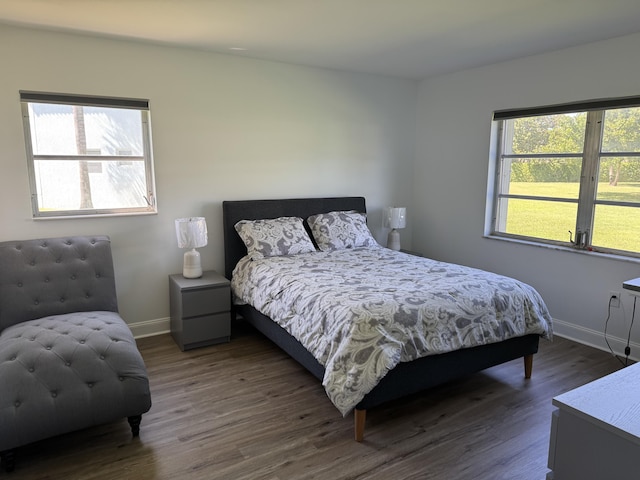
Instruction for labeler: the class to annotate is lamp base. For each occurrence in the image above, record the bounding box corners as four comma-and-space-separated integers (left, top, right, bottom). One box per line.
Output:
387, 229, 401, 251
183, 249, 202, 278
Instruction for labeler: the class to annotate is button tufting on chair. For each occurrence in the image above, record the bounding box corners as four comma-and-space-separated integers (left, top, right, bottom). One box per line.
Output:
0, 235, 151, 470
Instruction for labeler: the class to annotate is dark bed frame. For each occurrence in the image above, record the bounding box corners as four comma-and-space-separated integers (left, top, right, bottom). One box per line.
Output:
222, 196, 539, 441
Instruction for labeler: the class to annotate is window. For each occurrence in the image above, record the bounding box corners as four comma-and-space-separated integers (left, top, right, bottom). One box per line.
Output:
21, 91, 157, 218
490, 97, 640, 257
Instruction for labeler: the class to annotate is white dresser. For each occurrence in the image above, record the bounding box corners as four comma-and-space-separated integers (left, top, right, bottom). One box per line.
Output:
547, 361, 640, 479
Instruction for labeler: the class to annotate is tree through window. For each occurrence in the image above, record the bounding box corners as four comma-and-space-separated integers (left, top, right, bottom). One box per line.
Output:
490, 97, 640, 256
21, 91, 157, 218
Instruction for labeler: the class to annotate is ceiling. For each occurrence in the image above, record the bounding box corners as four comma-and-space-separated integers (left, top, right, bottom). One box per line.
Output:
2, 0, 640, 79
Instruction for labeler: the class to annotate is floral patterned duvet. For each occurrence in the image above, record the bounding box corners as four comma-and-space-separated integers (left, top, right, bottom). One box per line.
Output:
231, 246, 553, 415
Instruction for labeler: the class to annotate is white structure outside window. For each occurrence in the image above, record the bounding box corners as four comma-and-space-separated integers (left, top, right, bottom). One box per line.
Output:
21, 91, 157, 218
489, 97, 640, 257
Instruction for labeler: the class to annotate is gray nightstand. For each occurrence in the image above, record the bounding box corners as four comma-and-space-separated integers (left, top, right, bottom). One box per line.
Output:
169, 270, 231, 351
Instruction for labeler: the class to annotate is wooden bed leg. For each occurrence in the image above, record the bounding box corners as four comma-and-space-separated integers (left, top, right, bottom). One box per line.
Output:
524, 354, 533, 379
354, 409, 366, 442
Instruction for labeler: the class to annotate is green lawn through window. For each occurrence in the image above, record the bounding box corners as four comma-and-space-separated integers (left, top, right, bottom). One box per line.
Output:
505, 182, 640, 253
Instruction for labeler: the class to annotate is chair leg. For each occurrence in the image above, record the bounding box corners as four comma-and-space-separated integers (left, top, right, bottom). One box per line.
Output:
128, 415, 142, 437
1, 449, 15, 473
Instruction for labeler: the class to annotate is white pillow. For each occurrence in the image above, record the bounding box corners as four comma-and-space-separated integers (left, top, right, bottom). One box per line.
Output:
234, 216, 316, 260
307, 211, 378, 251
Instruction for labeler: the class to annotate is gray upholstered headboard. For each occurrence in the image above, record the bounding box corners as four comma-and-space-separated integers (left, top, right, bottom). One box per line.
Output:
222, 196, 367, 279
0, 236, 118, 330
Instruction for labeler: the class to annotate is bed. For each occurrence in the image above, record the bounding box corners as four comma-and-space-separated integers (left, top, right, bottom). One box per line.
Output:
222, 196, 552, 441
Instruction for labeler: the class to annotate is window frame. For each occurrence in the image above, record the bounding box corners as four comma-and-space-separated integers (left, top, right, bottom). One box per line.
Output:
20, 91, 157, 219
489, 96, 640, 258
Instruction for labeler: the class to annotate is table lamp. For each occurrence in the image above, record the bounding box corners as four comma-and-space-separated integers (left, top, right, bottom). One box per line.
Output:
383, 207, 406, 251
175, 217, 208, 278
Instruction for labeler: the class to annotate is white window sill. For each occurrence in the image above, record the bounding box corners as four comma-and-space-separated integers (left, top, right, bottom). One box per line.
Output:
483, 234, 640, 266
33, 210, 158, 220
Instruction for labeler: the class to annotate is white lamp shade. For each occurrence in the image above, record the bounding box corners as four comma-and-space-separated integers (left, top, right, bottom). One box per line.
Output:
175, 217, 208, 278
175, 217, 208, 249
383, 207, 406, 229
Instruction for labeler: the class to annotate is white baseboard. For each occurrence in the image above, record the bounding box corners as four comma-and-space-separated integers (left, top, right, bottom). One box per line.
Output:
126, 315, 639, 362
552, 317, 639, 363
129, 317, 170, 339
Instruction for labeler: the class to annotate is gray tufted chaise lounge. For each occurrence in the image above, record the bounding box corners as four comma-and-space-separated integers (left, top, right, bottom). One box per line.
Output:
0, 236, 152, 472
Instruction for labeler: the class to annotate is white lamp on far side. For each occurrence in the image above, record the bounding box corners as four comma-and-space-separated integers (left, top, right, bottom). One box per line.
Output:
383, 207, 406, 251
175, 217, 208, 278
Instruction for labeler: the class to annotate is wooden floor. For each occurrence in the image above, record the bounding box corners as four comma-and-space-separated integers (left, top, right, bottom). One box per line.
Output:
4, 322, 624, 480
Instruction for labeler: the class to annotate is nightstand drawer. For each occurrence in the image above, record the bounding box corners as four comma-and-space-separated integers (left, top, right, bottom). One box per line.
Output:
169, 270, 231, 351
181, 313, 231, 345
182, 287, 230, 318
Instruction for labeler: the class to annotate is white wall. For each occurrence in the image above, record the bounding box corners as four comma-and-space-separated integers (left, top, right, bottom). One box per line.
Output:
415, 32, 640, 359
6, 22, 634, 357
0, 24, 417, 333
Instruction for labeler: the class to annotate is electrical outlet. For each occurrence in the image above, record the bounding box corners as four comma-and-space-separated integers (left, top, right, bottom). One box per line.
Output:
610, 291, 621, 308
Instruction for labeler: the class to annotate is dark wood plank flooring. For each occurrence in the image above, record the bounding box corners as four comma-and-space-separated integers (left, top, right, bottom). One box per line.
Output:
3, 322, 624, 480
